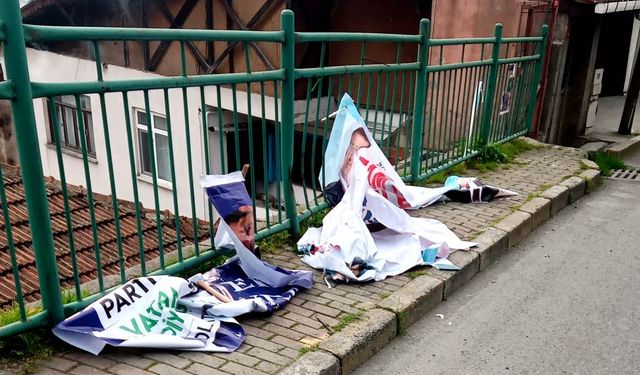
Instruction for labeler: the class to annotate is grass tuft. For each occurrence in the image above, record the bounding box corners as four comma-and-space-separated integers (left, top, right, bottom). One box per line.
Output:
298, 342, 320, 357
589, 151, 626, 176
332, 311, 364, 333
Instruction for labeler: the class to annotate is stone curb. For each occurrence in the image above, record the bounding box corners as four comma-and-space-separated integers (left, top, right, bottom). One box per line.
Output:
605, 135, 640, 158
278, 168, 603, 375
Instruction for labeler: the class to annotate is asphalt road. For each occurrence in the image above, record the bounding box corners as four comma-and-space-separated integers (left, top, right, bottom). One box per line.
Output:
355, 179, 640, 375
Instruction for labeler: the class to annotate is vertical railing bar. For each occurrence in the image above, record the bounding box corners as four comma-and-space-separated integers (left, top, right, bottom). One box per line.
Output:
0, 0, 64, 324
321, 76, 334, 196
142, 90, 165, 269
216, 85, 226, 174
364, 71, 373, 124
231, 84, 241, 171
299, 78, 312, 210
273, 81, 283, 223
394, 70, 406, 170
181, 85, 200, 256
243, 48, 258, 236
380, 71, 390, 152
93, 40, 126, 283
281, 10, 300, 236
74, 94, 103, 291
199, 86, 215, 243
372, 73, 382, 139
357, 41, 367, 103
180, 41, 188, 77
163, 88, 183, 261
259, 81, 272, 228
403, 70, 415, 176
47, 98, 81, 301
479, 23, 503, 146
0, 165, 27, 320
451, 67, 464, 161
384, 43, 402, 156
310, 73, 324, 206
411, 19, 430, 181
459, 66, 472, 156
437, 68, 450, 168
122, 92, 147, 275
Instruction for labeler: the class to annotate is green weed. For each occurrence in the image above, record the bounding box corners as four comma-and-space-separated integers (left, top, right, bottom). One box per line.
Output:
407, 270, 428, 280
589, 151, 626, 176
332, 311, 364, 333
298, 342, 320, 357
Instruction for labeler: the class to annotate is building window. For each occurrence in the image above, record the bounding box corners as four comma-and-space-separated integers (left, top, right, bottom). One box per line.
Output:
134, 109, 171, 182
48, 95, 96, 157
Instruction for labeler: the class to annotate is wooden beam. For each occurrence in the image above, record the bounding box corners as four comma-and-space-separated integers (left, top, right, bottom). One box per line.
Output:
206, 0, 280, 74
55, 3, 76, 26
142, 0, 150, 70
147, 0, 200, 72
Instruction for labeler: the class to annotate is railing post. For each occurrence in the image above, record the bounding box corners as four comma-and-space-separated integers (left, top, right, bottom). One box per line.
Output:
280, 10, 300, 237
410, 19, 430, 182
0, 0, 64, 323
479, 23, 503, 146
525, 25, 549, 133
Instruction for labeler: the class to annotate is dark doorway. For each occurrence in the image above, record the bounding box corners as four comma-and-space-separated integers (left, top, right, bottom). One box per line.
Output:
596, 12, 634, 97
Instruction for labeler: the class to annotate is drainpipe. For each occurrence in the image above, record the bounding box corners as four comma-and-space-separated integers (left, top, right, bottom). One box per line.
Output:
532, 0, 559, 139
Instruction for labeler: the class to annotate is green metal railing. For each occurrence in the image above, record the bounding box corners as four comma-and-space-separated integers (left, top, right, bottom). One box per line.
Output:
0, 0, 547, 337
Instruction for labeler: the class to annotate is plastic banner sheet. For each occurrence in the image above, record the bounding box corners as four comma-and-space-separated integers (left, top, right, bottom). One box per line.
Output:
53, 276, 245, 355
299, 94, 479, 282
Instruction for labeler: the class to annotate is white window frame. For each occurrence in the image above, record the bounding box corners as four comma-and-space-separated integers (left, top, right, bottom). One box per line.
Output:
134, 108, 172, 183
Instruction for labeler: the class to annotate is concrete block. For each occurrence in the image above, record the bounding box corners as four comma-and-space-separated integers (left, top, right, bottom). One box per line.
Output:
278, 351, 340, 375
518, 197, 551, 229
580, 169, 602, 193
427, 250, 479, 299
580, 142, 607, 154
494, 211, 533, 248
539, 185, 569, 216
377, 275, 444, 332
319, 309, 396, 375
559, 176, 586, 203
605, 135, 640, 158
580, 158, 599, 170
472, 227, 509, 271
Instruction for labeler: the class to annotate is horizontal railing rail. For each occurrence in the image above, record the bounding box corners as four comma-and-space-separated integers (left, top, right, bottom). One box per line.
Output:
0, 0, 548, 338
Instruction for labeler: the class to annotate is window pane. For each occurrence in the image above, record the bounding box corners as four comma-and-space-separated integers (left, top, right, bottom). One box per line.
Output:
80, 95, 91, 110
85, 113, 95, 155
154, 115, 167, 131
58, 95, 75, 106
138, 129, 151, 174
155, 134, 171, 182
136, 110, 148, 127
64, 107, 78, 149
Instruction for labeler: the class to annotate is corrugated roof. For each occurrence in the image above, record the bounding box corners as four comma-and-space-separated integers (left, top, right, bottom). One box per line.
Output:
0, 165, 208, 309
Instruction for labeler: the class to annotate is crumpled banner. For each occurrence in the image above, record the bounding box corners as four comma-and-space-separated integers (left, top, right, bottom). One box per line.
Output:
53, 276, 245, 355
54, 171, 313, 355
182, 257, 304, 318
299, 94, 478, 282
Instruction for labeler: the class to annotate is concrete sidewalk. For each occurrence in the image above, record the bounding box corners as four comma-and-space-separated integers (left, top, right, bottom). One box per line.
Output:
27, 139, 598, 375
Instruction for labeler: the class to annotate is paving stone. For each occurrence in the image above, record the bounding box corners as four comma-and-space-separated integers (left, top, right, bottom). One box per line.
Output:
246, 347, 290, 365
472, 227, 509, 271
494, 211, 533, 248
262, 323, 305, 340
271, 335, 304, 350
302, 301, 342, 317
279, 347, 301, 360
519, 197, 551, 229
291, 323, 329, 339
223, 351, 260, 367
220, 362, 268, 375
283, 312, 324, 329
178, 352, 226, 369
39, 357, 76, 372
148, 363, 193, 375
144, 352, 191, 369
64, 352, 116, 370
184, 363, 229, 375
109, 363, 155, 375
581, 158, 599, 170
255, 361, 281, 374
35, 369, 66, 375
278, 351, 340, 375
319, 309, 396, 375
377, 275, 444, 331
69, 365, 104, 375
104, 353, 155, 369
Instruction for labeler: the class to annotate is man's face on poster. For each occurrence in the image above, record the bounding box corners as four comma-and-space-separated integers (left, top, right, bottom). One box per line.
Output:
224, 205, 255, 250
